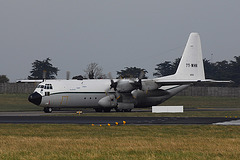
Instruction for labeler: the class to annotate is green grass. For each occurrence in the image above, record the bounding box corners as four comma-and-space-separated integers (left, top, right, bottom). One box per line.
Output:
0, 124, 240, 160
0, 94, 41, 111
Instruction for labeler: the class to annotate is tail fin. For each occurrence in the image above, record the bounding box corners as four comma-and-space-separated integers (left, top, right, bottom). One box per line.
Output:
156, 33, 232, 84
166, 32, 205, 81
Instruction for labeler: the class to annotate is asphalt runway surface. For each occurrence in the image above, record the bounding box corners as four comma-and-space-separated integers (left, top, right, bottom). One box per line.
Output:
0, 111, 239, 125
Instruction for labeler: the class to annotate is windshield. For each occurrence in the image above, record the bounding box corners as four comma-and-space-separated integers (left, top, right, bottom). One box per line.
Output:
37, 84, 53, 89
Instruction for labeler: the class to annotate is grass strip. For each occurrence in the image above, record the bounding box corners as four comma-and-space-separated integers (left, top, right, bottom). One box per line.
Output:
0, 124, 239, 160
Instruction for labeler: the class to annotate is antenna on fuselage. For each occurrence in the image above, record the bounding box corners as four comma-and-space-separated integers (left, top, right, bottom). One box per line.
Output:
66, 71, 70, 80
43, 70, 46, 82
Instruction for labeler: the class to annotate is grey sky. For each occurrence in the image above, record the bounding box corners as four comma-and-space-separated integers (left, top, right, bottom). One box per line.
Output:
1, 1, 240, 82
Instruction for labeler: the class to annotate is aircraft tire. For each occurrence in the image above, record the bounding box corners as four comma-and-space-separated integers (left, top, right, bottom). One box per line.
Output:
103, 108, 111, 112
95, 108, 103, 112
44, 107, 53, 113
122, 109, 132, 112
115, 108, 123, 112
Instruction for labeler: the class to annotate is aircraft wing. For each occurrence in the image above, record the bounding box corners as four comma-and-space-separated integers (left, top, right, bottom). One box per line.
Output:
155, 79, 233, 86
16, 80, 43, 83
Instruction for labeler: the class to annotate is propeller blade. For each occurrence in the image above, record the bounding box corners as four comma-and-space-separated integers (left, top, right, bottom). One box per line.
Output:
108, 72, 119, 91
106, 72, 121, 99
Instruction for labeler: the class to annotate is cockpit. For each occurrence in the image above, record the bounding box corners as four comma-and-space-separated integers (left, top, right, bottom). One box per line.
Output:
37, 84, 53, 90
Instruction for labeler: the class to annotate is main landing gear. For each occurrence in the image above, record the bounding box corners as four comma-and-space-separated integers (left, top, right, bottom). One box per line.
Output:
94, 108, 132, 112
44, 107, 53, 113
95, 108, 112, 112
115, 108, 132, 112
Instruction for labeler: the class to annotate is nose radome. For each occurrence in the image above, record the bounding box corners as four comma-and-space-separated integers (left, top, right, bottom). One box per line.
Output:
28, 92, 42, 106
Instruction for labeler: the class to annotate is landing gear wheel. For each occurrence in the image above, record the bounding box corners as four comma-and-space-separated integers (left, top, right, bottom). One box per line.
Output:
115, 108, 123, 112
125, 109, 132, 112
44, 107, 52, 113
103, 108, 111, 112
95, 108, 103, 112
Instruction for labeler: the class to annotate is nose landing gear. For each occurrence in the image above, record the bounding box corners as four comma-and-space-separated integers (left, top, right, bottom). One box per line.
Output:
44, 107, 53, 113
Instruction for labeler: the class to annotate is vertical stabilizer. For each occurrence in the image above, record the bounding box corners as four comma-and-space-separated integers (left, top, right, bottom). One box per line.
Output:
164, 33, 205, 81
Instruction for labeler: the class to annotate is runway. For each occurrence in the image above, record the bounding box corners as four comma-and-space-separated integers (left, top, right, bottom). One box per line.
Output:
0, 111, 239, 125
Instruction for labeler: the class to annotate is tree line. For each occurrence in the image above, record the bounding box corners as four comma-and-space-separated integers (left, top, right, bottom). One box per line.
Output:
153, 56, 240, 85
1, 56, 239, 86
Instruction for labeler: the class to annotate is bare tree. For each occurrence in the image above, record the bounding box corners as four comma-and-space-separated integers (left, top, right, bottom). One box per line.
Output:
84, 63, 106, 79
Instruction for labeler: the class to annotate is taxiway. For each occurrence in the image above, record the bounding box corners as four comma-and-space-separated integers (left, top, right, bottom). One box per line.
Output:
0, 111, 239, 125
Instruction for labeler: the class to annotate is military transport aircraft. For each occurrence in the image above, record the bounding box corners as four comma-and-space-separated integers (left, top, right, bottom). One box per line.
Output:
28, 33, 226, 113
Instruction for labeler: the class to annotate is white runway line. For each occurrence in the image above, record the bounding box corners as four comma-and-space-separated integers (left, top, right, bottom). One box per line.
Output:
215, 119, 240, 125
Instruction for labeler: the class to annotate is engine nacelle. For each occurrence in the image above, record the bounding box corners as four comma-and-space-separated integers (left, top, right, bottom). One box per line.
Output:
116, 80, 134, 92
131, 89, 146, 99
141, 80, 159, 91
98, 95, 117, 108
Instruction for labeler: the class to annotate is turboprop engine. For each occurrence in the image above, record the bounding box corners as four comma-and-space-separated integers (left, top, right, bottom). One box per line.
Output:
98, 95, 117, 108
141, 80, 159, 91
116, 80, 134, 92
131, 80, 159, 99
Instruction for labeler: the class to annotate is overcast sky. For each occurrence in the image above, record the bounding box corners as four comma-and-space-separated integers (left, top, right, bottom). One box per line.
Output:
1, 1, 240, 82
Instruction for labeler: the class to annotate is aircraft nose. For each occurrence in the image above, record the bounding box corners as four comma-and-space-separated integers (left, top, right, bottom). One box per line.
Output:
28, 92, 42, 106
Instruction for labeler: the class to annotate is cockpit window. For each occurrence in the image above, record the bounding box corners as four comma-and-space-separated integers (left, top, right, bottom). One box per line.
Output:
37, 85, 44, 88
37, 84, 53, 89
44, 84, 53, 89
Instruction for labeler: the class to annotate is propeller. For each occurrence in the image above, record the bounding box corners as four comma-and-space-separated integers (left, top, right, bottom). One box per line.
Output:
105, 72, 121, 99
133, 71, 144, 90
131, 71, 148, 99
108, 72, 118, 91
105, 71, 146, 99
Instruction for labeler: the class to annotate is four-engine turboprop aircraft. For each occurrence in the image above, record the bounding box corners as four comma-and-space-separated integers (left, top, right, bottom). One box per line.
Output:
28, 32, 222, 113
